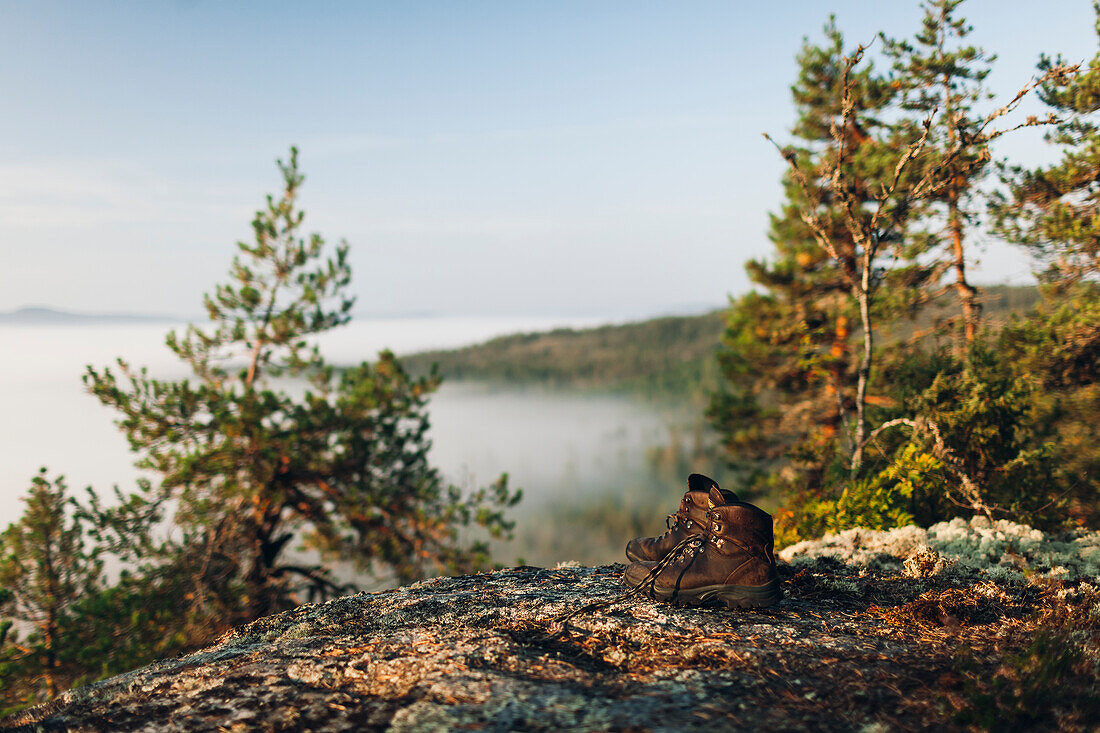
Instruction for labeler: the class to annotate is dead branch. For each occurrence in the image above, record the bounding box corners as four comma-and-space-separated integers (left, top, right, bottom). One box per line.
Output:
907, 63, 1080, 202
976, 63, 1078, 137
870, 113, 935, 234
863, 416, 994, 519
762, 133, 859, 290
866, 417, 918, 443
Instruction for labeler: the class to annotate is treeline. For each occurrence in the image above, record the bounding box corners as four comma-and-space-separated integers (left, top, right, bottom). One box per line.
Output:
401, 285, 1039, 404
707, 1, 1100, 543
0, 151, 519, 715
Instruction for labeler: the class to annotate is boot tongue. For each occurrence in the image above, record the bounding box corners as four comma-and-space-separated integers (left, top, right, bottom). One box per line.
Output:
708, 485, 729, 508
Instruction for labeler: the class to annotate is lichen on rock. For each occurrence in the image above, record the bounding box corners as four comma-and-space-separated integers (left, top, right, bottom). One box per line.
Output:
780, 516, 1100, 580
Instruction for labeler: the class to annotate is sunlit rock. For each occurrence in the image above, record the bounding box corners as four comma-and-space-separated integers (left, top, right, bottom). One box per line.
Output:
5, 521, 1097, 732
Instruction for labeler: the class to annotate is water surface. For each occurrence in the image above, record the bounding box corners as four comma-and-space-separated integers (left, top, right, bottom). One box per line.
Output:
0, 318, 679, 545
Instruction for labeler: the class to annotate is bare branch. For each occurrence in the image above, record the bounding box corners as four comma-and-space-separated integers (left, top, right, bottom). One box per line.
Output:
862, 416, 997, 519
828, 44, 867, 190
762, 132, 860, 289
827, 47, 877, 270
982, 112, 1063, 143
870, 112, 936, 232
976, 63, 1078, 136
908, 64, 1079, 202
865, 417, 918, 443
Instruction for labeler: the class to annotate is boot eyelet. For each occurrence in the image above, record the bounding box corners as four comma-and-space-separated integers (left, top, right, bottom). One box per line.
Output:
714, 538, 725, 548
684, 519, 693, 528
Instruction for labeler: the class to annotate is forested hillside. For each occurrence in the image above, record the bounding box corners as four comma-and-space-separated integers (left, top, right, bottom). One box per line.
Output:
401, 284, 1040, 402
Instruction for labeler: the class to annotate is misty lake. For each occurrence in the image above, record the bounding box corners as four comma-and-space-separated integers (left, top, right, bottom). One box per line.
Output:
0, 316, 701, 568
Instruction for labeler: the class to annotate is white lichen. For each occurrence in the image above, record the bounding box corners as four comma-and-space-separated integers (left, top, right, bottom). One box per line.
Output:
779, 517, 1100, 580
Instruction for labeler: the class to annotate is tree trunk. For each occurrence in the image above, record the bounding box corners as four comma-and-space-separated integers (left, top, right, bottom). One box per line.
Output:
948, 191, 980, 343
43, 610, 58, 699
941, 54, 980, 346
43, 531, 60, 699
850, 277, 873, 476
828, 313, 851, 447
245, 505, 278, 620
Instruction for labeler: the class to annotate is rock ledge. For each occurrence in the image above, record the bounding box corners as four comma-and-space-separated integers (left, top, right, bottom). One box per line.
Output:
5, 523, 1099, 732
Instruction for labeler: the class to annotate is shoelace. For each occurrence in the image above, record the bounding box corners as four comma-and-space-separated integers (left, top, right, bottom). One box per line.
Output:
548, 533, 703, 634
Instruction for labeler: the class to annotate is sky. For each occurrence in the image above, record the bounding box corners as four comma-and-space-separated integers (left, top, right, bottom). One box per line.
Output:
1, 1, 1097, 319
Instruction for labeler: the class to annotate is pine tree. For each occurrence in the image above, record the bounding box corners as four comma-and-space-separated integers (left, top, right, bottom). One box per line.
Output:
884, 0, 994, 344
1, 473, 231, 713
984, 4, 1100, 525
713, 11, 1076, 541
709, 21, 897, 501
85, 149, 520, 626
0, 471, 103, 712
990, 3, 1100, 286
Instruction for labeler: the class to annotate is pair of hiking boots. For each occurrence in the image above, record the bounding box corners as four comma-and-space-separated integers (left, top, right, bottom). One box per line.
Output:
622, 473, 781, 609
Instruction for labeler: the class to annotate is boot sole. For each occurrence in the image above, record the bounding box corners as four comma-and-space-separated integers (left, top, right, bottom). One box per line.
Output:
647, 579, 782, 609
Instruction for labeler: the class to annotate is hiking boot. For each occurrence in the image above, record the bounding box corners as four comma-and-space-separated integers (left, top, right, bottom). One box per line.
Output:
623, 485, 781, 609
625, 474, 738, 563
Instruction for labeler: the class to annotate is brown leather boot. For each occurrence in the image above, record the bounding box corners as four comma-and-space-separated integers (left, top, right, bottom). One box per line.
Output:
625, 474, 738, 563
623, 485, 781, 609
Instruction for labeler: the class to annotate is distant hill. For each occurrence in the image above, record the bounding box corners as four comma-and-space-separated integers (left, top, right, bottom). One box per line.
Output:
0, 306, 180, 325
402, 285, 1044, 402
403, 309, 726, 403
